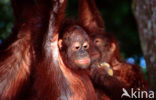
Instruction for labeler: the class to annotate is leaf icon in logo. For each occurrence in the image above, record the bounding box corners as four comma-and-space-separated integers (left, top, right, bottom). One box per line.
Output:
121, 88, 131, 98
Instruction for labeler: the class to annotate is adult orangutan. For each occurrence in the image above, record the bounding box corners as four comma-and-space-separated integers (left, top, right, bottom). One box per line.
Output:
78, 0, 148, 99
0, 0, 51, 99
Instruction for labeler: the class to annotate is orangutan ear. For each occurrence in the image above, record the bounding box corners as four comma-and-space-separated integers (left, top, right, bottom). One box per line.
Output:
58, 39, 63, 49
110, 43, 116, 52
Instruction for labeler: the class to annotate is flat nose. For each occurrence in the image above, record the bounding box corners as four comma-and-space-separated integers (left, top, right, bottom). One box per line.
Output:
79, 50, 89, 57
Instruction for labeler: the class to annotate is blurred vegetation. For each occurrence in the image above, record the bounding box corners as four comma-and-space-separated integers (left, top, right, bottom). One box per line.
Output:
0, 0, 143, 61
0, 0, 14, 40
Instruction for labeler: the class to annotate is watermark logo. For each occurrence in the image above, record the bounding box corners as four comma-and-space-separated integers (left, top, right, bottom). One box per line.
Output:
121, 88, 155, 99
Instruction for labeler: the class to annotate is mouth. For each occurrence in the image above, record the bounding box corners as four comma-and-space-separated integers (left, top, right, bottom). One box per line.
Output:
75, 58, 91, 65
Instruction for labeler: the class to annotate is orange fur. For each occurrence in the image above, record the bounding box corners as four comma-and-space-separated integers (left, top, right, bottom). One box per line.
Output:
58, 54, 96, 100
0, 30, 31, 99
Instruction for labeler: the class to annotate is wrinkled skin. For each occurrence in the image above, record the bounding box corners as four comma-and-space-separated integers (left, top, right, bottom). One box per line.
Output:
59, 25, 91, 70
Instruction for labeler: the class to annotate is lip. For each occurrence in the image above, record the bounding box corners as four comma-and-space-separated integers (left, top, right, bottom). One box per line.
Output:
75, 58, 91, 65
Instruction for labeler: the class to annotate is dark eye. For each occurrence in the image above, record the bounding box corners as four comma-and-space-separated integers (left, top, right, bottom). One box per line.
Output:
95, 40, 99, 43
83, 42, 89, 49
72, 42, 81, 51
75, 46, 80, 50
94, 38, 102, 46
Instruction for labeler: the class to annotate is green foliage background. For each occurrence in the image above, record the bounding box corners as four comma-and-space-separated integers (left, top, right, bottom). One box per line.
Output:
0, 0, 14, 40
0, 0, 143, 61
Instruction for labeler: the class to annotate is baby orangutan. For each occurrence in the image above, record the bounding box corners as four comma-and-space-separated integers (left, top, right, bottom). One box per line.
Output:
58, 19, 97, 100
91, 34, 148, 89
